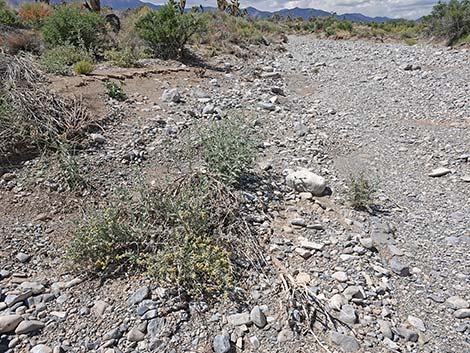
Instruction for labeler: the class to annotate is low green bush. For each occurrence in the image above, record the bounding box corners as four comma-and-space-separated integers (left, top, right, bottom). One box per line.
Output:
103, 80, 127, 101
347, 173, 377, 210
104, 48, 142, 68
135, 4, 202, 59
40, 45, 94, 75
0, 0, 15, 26
41, 5, 106, 50
73, 60, 93, 75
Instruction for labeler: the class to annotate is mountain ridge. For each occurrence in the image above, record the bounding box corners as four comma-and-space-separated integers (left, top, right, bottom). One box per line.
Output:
7, 0, 400, 22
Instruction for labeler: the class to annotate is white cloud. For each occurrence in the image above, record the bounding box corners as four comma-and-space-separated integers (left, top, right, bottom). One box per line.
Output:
145, 0, 439, 19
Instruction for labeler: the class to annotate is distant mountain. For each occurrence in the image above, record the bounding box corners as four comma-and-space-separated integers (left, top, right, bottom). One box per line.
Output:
7, 1, 397, 23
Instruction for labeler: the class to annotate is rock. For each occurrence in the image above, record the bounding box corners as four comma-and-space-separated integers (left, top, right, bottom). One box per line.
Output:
286, 169, 326, 196
343, 286, 365, 301
249, 335, 260, 349
454, 309, 470, 319
92, 300, 108, 318
250, 306, 267, 328
295, 248, 312, 259
290, 218, 306, 227
260, 72, 281, 79
330, 332, 360, 352
5, 291, 33, 307
147, 318, 165, 339
202, 103, 215, 115
428, 167, 451, 177
445, 296, 469, 310
127, 286, 150, 306
227, 312, 251, 326
329, 294, 347, 311
332, 271, 348, 282
300, 240, 324, 250
277, 328, 293, 343
15, 252, 31, 263
213, 332, 231, 353
258, 102, 275, 111
162, 88, 181, 103
339, 305, 358, 325
15, 320, 45, 334
294, 122, 309, 137
378, 319, 393, 339
2, 172, 16, 181
0, 315, 23, 334
90, 133, 106, 144
397, 326, 418, 342
389, 257, 410, 276
407, 315, 426, 332
30, 345, 53, 353
383, 337, 398, 350
127, 327, 145, 342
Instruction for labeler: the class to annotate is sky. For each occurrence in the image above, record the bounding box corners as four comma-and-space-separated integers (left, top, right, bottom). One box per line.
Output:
148, 0, 440, 19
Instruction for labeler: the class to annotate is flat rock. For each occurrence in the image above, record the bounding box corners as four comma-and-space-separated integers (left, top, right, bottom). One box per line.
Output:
127, 286, 150, 306
428, 167, 451, 177
389, 256, 410, 276
162, 88, 181, 103
339, 305, 358, 325
445, 296, 469, 310
0, 315, 23, 334
397, 326, 418, 342
30, 345, 52, 353
15, 320, 45, 334
332, 271, 348, 282
454, 309, 470, 319
330, 332, 360, 352
127, 327, 145, 342
227, 312, 251, 326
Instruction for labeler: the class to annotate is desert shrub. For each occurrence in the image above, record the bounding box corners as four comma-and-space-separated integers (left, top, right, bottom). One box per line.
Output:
40, 45, 94, 75
347, 173, 377, 210
135, 4, 202, 59
19, 2, 52, 28
0, 0, 15, 26
56, 143, 91, 191
423, 0, 470, 44
73, 60, 93, 75
41, 5, 106, 50
66, 207, 137, 273
198, 118, 256, 185
1, 30, 41, 55
104, 48, 141, 68
66, 173, 259, 296
103, 80, 127, 101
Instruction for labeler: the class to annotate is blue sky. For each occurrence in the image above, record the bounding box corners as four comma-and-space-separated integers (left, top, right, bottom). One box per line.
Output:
147, 0, 439, 19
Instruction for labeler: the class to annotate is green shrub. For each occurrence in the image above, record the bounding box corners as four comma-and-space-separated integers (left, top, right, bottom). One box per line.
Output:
40, 45, 94, 75
423, 0, 470, 44
103, 80, 127, 101
41, 5, 106, 50
199, 119, 256, 185
135, 4, 202, 59
66, 173, 251, 297
66, 207, 137, 272
73, 60, 93, 75
347, 173, 377, 210
18, 2, 52, 28
104, 48, 141, 68
0, 0, 15, 26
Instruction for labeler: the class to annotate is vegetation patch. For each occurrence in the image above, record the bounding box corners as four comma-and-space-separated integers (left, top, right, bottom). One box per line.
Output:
40, 45, 94, 75
103, 80, 127, 101
73, 60, 93, 75
347, 173, 378, 210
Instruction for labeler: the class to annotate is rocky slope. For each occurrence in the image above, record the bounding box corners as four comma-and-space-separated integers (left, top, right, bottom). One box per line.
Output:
0, 37, 469, 353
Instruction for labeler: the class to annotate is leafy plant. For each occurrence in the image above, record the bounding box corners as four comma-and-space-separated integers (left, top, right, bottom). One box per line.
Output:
40, 45, 94, 75
73, 60, 93, 75
198, 118, 257, 185
0, 0, 15, 26
103, 80, 127, 101
41, 5, 106, 50
19, 2, 52, 28
104, 48, 141, 68
135, 4, 202, 59
347, 173, 377, 210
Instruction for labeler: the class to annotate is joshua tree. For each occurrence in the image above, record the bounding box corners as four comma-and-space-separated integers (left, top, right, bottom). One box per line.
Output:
179, 0, 186, 14
217, 0, 227, 12
227, 0, 240, 16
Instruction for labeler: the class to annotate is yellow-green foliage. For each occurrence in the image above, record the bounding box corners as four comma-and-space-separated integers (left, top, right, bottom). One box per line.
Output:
73, 60, 93, 75
347, 173, 378, 210
104, 48, 144, 68
66, 173, 247, 297
40, 45, 94, 75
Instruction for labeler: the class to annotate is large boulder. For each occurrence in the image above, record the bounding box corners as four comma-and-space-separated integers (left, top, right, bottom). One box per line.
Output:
286, 169, 326, 196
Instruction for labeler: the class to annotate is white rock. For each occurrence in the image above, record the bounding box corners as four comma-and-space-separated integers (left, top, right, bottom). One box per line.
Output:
286, 169, 326, 196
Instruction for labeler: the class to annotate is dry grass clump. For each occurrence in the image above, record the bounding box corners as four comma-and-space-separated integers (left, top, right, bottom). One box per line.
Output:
0, 54, 90, 163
